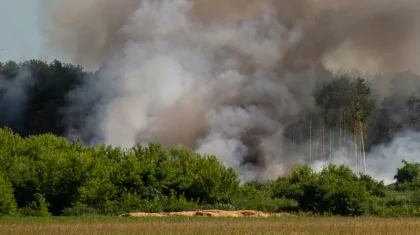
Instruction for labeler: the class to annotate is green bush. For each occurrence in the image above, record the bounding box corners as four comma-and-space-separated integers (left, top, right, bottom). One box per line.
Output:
61, 203, 98, 216
321, 180, 368, 216
0, 174, 17, 216
359, 173, 386, 197
232, 198, 299, 213
202, 203, 235, 211
161, 191, 200, 212
2, 128, 420, 217
410, 190, 420, 207
19, 193, 51, 217
395, 160, 420, 187
272, 164, 370, 216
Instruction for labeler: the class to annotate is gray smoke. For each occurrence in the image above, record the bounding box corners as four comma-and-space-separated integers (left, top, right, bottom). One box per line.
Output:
312, 131, 420, 185
40, 0, 420, 181
366, 132, 420, 184
0, 68, 32, 130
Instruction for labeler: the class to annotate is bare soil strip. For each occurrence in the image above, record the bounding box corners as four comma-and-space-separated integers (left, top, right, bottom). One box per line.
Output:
120, 210, 292, 218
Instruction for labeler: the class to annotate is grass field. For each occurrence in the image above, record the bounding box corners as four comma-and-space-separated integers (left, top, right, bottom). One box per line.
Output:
1, 216, 420, 235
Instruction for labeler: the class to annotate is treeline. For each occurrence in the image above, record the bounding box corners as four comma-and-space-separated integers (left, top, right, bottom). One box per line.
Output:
1, 128, 420, 217
0, 60, 87, 136
2, 60, 420, 164
283, 72, 420, 167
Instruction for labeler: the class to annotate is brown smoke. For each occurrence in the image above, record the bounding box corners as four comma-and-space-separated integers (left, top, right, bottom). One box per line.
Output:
41, 0, 420, 73
39, 0, 141, 70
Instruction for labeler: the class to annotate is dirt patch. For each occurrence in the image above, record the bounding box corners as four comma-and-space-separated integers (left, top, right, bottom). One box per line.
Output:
120, 210, 292, 218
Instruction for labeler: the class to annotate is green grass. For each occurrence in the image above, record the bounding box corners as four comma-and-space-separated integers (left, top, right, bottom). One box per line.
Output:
1, 216, 420, 235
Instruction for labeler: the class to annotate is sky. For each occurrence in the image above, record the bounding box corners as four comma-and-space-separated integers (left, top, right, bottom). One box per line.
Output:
0, 0, 44, 63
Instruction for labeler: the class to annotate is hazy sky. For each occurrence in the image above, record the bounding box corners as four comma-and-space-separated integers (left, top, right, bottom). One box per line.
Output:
0, 0, 43, 62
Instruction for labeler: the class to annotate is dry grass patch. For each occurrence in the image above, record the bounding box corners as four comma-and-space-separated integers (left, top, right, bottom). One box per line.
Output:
120, 210, 292, 218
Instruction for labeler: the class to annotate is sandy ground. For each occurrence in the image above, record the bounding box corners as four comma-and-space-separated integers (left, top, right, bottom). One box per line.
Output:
120, 210, 292, 218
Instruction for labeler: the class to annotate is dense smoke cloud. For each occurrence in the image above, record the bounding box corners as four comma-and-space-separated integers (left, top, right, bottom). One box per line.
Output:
41, 0, 420, 73
39, 0, 420, 181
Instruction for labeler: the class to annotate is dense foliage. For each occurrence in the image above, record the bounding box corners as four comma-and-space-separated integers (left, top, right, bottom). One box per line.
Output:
1, 128, 420, 217
0, 173, 17, 216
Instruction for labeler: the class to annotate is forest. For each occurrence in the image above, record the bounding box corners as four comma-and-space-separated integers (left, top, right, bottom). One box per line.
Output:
1, 60, 420, 217
2, 60, 420, 166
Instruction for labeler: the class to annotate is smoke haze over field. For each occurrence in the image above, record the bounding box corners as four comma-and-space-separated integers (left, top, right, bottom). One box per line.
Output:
36, 0, 420, 182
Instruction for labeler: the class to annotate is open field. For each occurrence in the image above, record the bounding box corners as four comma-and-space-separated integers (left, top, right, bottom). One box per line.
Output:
1, 216, 420, 235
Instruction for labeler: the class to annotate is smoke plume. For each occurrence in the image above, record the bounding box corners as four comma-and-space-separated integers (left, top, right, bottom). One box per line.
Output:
39, 0, 420, 181
41, 0, 420, 73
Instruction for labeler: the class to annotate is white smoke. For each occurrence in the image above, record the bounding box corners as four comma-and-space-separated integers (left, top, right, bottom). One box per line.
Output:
311, 131, 420, 185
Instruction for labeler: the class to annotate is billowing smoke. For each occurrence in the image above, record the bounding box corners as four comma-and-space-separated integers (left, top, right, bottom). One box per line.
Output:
39, 0, 420, 181
41, 0, 420, 73
0, 68, 32, 132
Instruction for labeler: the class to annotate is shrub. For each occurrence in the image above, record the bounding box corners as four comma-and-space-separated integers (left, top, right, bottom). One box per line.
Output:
0, 174, 17, 216
162, 191, 200, 212
61, 203, 98, 216
19, 193, 51, 217
395, 160, 420, 184
232, 197, 298, 213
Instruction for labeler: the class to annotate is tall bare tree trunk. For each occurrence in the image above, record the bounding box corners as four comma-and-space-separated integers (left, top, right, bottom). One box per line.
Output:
339, 111, 343, 164
409, 98, 415, 129
300, 117, 302, 144
343, 111, 346, 150
360, 121, 367, 173
354, 120, 358, 173
292, 123, 295, 144
322, 120, 325, 161
359, 128, 363, 173
315, 124, 319, 161
309, 116, 312, 162
292, 123, 295, 153
300, 117, 302, 156
341, 111, 347, 164
329, 129, 332, 163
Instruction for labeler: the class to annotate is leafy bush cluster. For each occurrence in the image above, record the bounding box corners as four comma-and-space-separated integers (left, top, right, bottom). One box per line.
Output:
0, 128, 239, 216
1, 128, 420, 217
